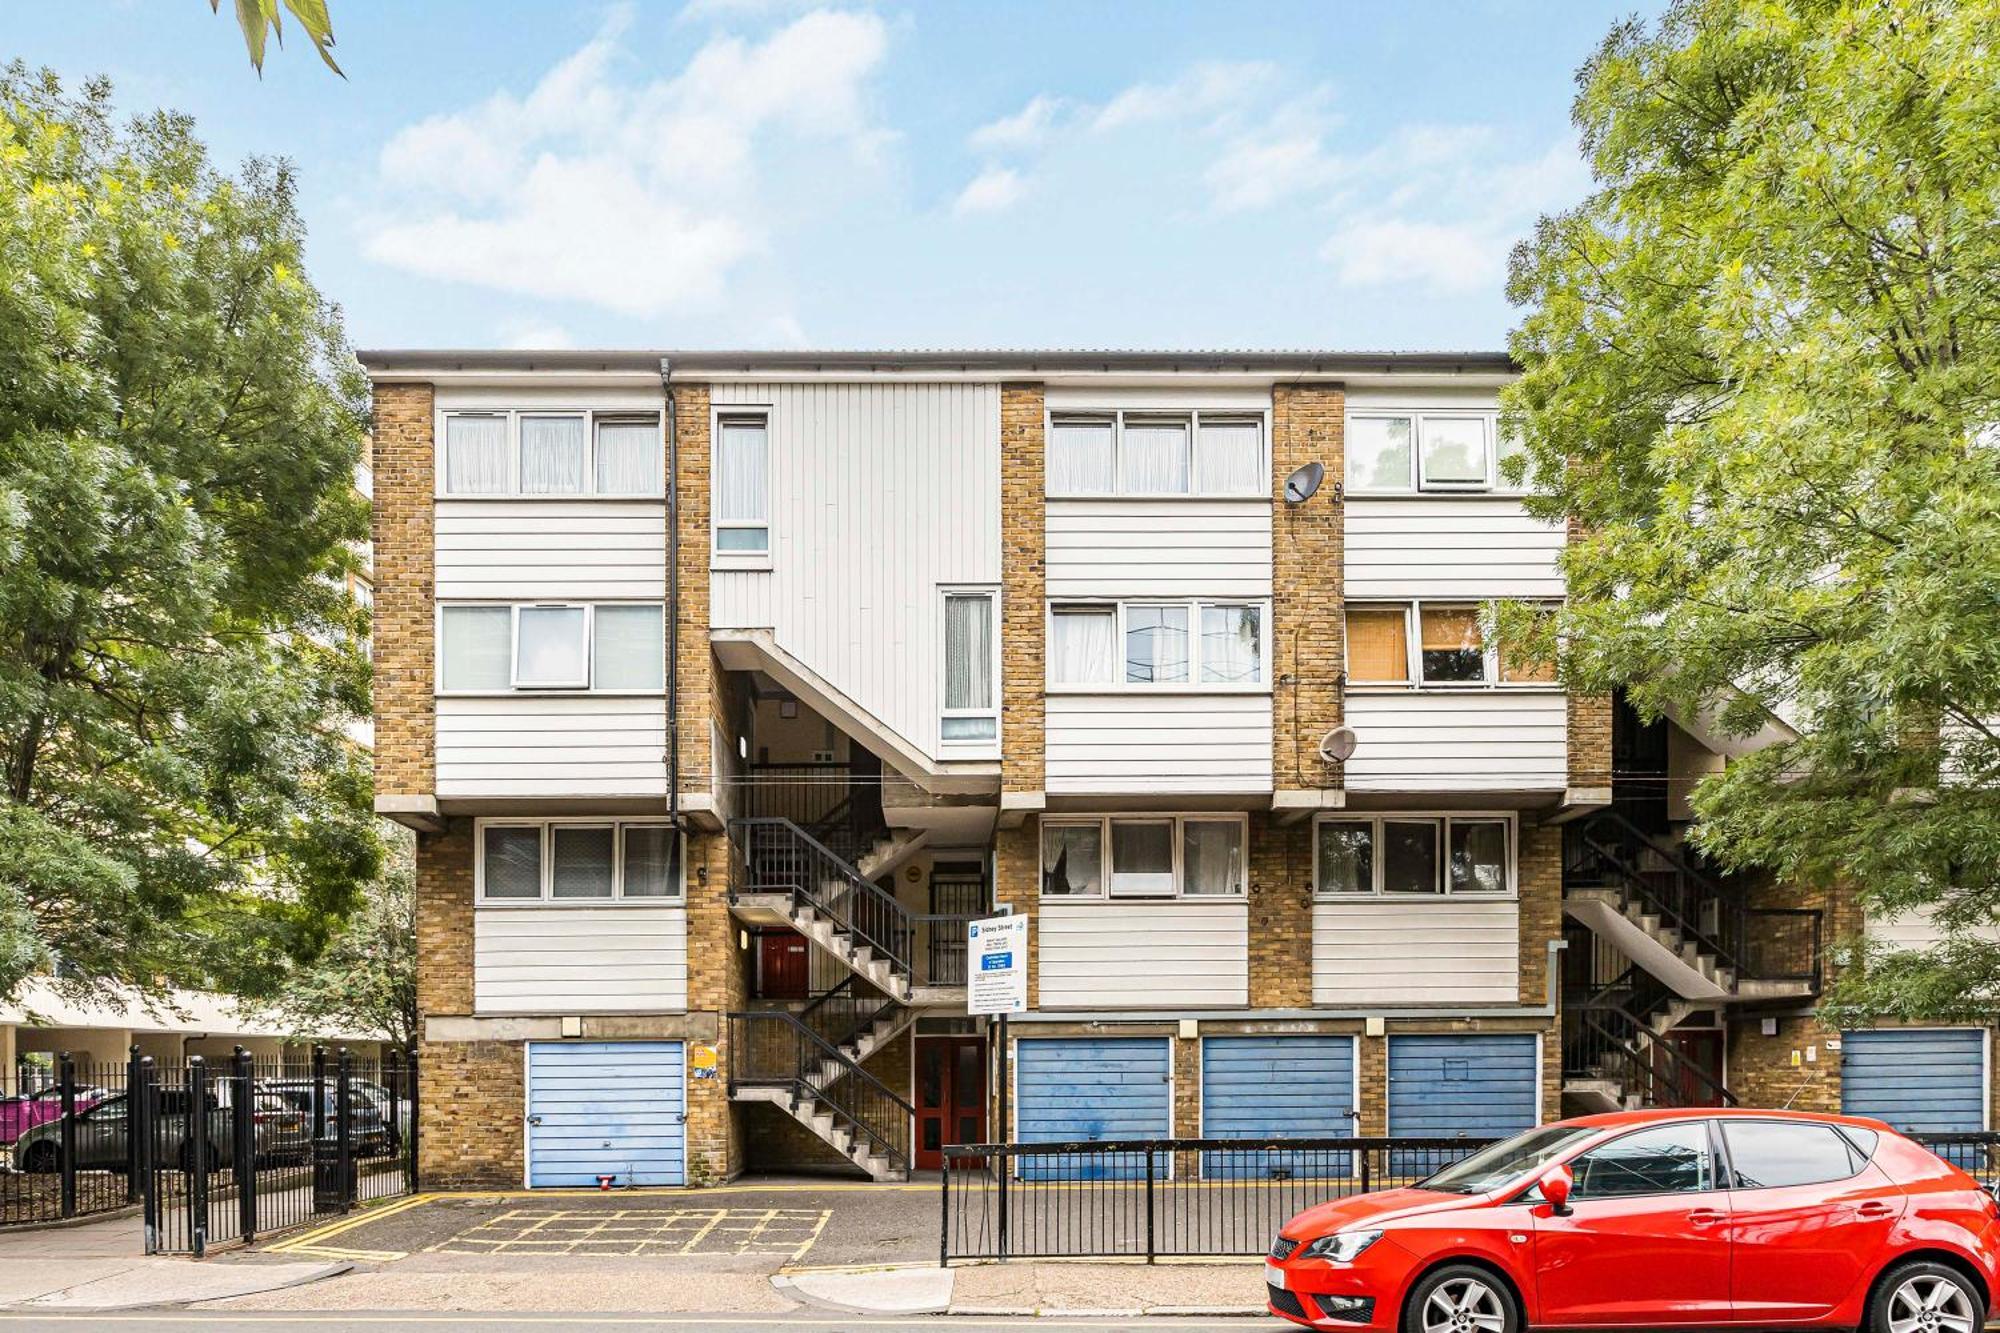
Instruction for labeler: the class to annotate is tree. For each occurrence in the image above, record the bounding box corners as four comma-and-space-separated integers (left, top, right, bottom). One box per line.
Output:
0, 66, 379, 1006
260, 824, 416, 1049
1502, 0, 2000, 1023
213, 0, 342, 78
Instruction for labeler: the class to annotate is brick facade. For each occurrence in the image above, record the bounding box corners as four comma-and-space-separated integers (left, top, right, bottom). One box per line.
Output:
1517, 819, 1562, 1007
371, 382, 435, 798
672, 383, 714, 799
1248, 815, 1314, 1008
1566, 692, 1613, 789
1000, 383, 1046, 795
418, 1039, 523, 1188
684, 829, 745, 1184
415, 819, 475, 1019
1270, 383, 1345, 792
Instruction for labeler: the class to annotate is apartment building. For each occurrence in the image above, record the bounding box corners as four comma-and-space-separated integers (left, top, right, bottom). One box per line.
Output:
361, 348, 1992, 1190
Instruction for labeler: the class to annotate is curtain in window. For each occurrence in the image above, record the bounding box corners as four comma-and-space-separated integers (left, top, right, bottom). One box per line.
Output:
1450, 820, 1508, 894
1109, 819, 1175, 894
1041, 824, 1102, 895
1316, 822, 1373, 894
595, 421, 658, 494
1125, 604, 1189, 683
1200, 604, 1261, 683
717, 420, 768, 521
483, 826, 542, 898
1049, 607, 1116, 684
1049, 419, 1114, 493
592, 605, 665, 690
944, 594, 993, 710
623, 826, 679, 897
1121, 419, 1189, 493
444, 416, 509, 494
1382, 820, 1442, 893
516, 606, 587, 685
1348, 416, 1413, 491
1182, 821, 1243, 894
520, 416, 586, 494
1345, 606, 1410, 682
550, 826, 614, 898
1196, 419, 1262, 493
440, 606, 511, 690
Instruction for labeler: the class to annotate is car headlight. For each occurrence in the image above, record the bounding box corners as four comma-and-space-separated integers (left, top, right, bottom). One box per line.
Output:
1299, 1229, 1383, 1263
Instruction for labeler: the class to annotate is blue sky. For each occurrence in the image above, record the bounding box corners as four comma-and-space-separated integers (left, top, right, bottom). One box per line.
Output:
12, 1, 1650, 352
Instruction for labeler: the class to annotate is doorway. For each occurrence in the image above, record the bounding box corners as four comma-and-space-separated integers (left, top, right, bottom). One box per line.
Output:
914, 1035, 986, 1171
1658, 1029, 1726, 1106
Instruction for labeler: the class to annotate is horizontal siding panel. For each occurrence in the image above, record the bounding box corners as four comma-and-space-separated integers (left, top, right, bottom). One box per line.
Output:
1047, 500, 1271, 598
1345, 498, 1562, 598
1343, 693, 1566, 793
1313, 899, 1519, 1004
437, 501, 666, 600
477, 907, 688, 1014
1046, 694, 1271, 794
1039, 901, 1248, 1009
437, 696, 666, 798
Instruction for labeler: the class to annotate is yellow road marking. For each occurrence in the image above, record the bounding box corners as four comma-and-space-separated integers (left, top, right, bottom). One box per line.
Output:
263, 1193, 432, 1254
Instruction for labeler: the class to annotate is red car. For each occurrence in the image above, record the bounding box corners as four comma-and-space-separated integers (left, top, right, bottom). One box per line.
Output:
1267, 1108, 2000, 1333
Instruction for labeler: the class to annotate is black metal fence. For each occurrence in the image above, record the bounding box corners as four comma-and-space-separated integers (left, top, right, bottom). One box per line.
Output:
940, 1137, 1493, 1262
1, 1046, 417, 1253
1911, 1132, 2000, 1184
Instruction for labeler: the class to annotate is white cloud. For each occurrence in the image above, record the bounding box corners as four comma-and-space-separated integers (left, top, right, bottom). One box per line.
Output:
968, 95, 1064, 152
1092, 61, 1277, 132
363, 8, 891, 316
1321, 219, 1505, 293
953, 166, 1025, 216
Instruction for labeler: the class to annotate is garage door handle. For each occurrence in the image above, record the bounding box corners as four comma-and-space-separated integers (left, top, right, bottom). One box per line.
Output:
527, 1115, 543, 1126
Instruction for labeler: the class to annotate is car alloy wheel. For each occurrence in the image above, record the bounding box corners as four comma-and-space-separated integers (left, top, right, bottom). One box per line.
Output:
1421, 1275, 1508, 1333
1885, 1272, 1977, 1333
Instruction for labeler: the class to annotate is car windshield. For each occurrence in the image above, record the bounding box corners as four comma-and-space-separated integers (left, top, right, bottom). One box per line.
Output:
1419, 1125, 1599, 1194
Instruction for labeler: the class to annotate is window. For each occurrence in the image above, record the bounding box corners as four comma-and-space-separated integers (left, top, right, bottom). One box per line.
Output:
1346, 411, 1512, 493
440, 603, 666, 693
942, 590, 997, 744
1343, 601, 1558, 690
715, 415, 769, 554
1571, 1123, 1714, 1199
1048, 411, 1265, 497
1040, 815, 1249, 899
440, 410, 661, 497
1314, 815, 1514, 897
1049, 599, 1269, 689
1722, 1121, 1865, 1189
477, 820, 686, 902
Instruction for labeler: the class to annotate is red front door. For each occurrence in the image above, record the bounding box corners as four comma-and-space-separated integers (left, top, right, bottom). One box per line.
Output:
1660, 1030, 1726, 1107
757, 930, 809, 999
915, 1037, 985, 1171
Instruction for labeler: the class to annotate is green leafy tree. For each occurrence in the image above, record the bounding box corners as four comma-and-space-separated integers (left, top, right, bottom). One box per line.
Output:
213, 0, 342, 77
0, 66, 378, 1006
261, 824, 416, 1049
1502, 0, 2000, 1023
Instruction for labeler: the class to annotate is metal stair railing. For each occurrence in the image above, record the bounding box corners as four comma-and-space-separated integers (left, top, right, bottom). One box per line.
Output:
1564, 810, 1746, 973
727, 1010, 914, 1174
1570, 1008, 1737, 1109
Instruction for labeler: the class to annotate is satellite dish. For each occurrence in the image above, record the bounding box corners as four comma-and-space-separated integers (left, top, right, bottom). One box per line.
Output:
1318, 726, 1358, 763
1284, 461, 1325, 504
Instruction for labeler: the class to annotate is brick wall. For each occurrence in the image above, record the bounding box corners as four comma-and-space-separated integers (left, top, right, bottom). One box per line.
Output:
1728, 1013, 1842, 1113
1000, 384, 1045, 794
672, 384, 714, 798
685, 828, 746, 1183
415, 818, 474, 1018
371, 382, 435, 798
418, 1039, 523, 1188
994, 823, 1040, 1003
1567, 693, 1613, 789
1271, 383, 1345, 792
1248, 815, 1313, 1008
1517, 820, 1562, 1006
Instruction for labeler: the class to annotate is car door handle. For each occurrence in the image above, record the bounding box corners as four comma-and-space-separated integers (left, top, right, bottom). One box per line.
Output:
1687, 1209, 1726, 1228
1857, 1202, 1896, 1218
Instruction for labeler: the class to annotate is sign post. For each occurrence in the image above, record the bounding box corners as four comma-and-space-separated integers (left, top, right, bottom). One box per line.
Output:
966, 913, 1027, 1258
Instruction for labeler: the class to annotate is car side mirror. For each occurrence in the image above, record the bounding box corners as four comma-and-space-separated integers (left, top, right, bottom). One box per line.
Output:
1539, 1163, 1574, 1216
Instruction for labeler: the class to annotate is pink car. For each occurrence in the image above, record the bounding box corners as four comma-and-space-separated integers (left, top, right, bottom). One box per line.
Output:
0, 1087, 104, 1145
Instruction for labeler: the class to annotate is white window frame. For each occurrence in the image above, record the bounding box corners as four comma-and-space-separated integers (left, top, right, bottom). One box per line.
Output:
1045, 409, 1269, 499
435, 408, 664, 499
1342, 599, 1559, 692
711, 407, 772, 568
435, 601, 667, 696
1037, 813, 1249, 900
1345, 409, 1518, 495
939, 586, 1001, 754
1311, 812, 1517, 900
474, 817, 688, 905
1045, 598, 1271, 693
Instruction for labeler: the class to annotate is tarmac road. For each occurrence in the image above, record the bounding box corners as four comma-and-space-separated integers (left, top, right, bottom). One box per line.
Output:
0, 1314, 1263, 1331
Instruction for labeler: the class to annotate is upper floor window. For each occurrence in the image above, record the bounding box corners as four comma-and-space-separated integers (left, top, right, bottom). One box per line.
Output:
1344, 600, 1556, 689
440, 410, 661, 497
1048, 599, 1266, 690
714, 414, 770, 556
439, 602, 664, 693
1048, 411, 1265, 498
1041, 814, 1246, 898
1314, 813, 1513, 897
941, 588, 998, 746
478, 819, 685, 903
1347, 411, 1524, 494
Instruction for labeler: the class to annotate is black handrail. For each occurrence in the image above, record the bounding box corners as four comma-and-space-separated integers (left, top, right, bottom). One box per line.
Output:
732, 817, 915, 973
728, 1010, 914, 1173
1572, 1009, 1738, 1108
1568, 811, 1742, 968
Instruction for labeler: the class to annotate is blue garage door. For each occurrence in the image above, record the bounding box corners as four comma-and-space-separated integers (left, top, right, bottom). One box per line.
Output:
1387, 1035, 1538, 1177
1201, 1036, 1357, 1179
1843, 1029, 1985, 1166
526, 1041, 686, 1187
1016, 1037, 1170, 1180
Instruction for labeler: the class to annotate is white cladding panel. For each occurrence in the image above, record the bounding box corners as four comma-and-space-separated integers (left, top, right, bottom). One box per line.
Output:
437, 695, 667, 798
708, 383, 1001, 762
1046, 501, 1272, 598
1038, 900, 1248, 1008
474, 906, 687, 1014
436, 501, 667, 600
1045, 693, 1272, 793
1345, 498, 1564, 599
1867, 906, 2000, 952
1342, 693, 1567, 792
1312, 898, 1519, 1004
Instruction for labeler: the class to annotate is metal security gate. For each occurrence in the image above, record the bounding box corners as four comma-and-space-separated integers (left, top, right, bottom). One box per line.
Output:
525, 1041, 686, 1187
1843, 1028, 1987, 1169
1200, 1036, 1357, 1178
1014, 1037, 1170, 1180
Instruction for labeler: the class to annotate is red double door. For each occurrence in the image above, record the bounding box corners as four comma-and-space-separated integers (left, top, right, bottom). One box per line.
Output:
914, 1037, 985, 1171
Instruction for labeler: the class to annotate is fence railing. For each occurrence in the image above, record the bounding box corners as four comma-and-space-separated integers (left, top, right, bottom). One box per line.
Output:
940, 1137, 1494, 1262
728, 1011, 913, 1176
2, 1053, 140, 1227
1911, 1132, 2000, 1184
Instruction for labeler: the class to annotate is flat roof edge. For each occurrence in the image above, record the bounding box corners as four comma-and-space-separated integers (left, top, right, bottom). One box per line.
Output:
356, 347, 1518, 376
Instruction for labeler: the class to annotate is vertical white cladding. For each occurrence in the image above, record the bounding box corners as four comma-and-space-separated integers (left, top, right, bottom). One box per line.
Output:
708, 382, 1002, 763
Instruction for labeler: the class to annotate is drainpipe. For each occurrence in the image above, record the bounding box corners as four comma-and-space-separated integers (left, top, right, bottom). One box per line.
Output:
660, 358, 680, 832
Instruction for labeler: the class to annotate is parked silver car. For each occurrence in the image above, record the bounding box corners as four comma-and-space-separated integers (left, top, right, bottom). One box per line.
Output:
10, 1089, 308, 1175
258, 1080, 396, 1155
